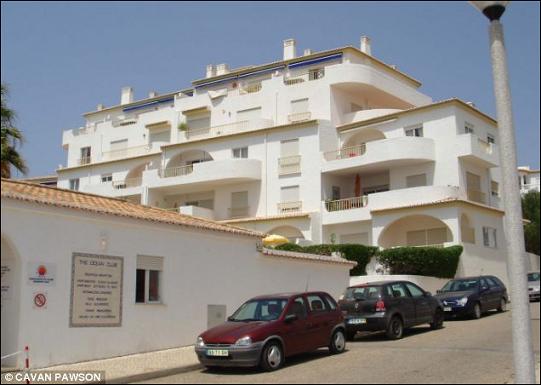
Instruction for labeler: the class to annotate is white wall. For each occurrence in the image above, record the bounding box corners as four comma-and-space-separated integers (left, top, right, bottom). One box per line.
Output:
1, 200, 352, 368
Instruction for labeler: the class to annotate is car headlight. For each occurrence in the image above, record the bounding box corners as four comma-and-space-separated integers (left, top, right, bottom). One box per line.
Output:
196, 337, 205, 348
234, 336, 252, 346
458, 297, 468, 306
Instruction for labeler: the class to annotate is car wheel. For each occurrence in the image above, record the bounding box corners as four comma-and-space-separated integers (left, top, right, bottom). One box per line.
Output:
472, 302, 482, 319
346, 331, 357, 341
329, 329, 346, 354
497, 298, 507, 312
260, 341, 284, 372
386, 316, 404, 340
430, 308, 444, 330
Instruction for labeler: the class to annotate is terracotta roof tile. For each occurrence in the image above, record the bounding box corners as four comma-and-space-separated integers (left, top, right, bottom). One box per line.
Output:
1, 178, 263, 238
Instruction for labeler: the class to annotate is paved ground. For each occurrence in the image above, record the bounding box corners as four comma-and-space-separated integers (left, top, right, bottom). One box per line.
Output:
137, 302, 540, 384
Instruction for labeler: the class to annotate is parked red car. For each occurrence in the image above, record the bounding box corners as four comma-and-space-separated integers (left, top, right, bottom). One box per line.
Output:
195, 292, 346, 371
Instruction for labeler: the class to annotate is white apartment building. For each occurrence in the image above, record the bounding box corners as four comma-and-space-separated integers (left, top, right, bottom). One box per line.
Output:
57, 36, 513, 281
518, 166, 540, 194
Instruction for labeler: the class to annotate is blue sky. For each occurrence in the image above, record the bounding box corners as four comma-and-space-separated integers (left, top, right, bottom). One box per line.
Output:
1, 1, 539, 177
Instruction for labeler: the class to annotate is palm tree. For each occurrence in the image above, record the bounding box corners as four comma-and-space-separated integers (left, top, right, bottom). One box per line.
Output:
1, 84, 28, 178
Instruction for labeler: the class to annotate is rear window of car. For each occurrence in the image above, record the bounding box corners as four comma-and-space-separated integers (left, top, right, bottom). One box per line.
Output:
528, 273, 540, 282
344, 286, 381, 300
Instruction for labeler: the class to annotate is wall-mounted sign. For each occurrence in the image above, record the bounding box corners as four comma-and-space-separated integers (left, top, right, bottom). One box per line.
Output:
27, 262, 56, 286
70, 253, 123, 327
33, 292, 47, 309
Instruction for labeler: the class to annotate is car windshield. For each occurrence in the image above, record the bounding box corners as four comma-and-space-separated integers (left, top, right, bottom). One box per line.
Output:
229, 298, 288, 322
528, 272, 540, 282
344, 286, 381, 301
440, 279, 480, 292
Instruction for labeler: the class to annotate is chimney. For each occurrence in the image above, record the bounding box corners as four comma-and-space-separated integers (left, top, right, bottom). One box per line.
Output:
206, 64, 216, 78
283, 38, 296, 60
303, 48, 313, 56
466, 101, 477, 108
360, 35, 372, 55
148, 91, 158, 98
216, 63, 230, 76
97, 104, 105, 111
121, 87, 134, 105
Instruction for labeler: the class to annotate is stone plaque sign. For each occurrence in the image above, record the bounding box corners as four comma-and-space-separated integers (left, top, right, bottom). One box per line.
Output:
70, 253, 123, 327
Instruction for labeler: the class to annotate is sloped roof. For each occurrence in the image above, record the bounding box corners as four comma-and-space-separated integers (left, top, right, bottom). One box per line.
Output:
1, 178, 263, 238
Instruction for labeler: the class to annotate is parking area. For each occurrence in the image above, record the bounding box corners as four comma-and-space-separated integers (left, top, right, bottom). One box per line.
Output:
137, 302, 540, 384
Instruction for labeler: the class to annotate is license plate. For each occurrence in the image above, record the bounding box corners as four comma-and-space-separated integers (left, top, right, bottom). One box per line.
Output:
444, 307, 452, 312
206, 349, 229, 357
348, 318, 367, 325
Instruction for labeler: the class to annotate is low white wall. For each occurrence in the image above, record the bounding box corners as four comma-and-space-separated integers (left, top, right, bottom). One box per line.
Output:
1, 200, 352, 368
349, 275, 450, 295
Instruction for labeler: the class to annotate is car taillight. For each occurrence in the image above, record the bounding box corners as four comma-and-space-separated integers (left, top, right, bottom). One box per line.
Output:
375, 299, 386, 312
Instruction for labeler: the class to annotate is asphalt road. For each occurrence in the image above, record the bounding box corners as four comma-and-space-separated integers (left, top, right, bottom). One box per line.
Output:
138, 302, 540, 384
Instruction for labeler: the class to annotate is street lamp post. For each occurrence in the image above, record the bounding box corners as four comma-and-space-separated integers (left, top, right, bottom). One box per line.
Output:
469, 2, 536, 383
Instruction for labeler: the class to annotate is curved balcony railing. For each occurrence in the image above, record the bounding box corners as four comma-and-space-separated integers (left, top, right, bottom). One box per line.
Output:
277, 201, 303, 214
112, 177, 143, 189
324, 196, 368, 212
324, 144, 366, 161
159, 164, 194, 178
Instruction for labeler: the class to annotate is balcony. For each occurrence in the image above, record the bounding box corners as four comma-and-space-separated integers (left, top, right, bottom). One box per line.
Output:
321, 186, 461, 225
284, 68, 324, 86
185, 119, 273, 141
101, 144, 159, 162
77, 156, 92, 166
84, 177, 143, 198
145, 158, 262, 190
456, 134, 498, 168
277, 201, 303, 214
341, 109, 403, 125
112, 177, 143, 190
322, 137, 435, 175
467, 189, 487, 205
287, 112, 312, 123
178, 205, 215, 220
278, 155, 302, 176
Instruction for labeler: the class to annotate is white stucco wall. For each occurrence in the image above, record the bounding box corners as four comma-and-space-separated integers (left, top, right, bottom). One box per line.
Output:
1, 199, 352, 368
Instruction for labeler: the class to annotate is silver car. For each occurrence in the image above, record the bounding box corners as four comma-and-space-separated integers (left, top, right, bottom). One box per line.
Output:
528, 272, 540, 301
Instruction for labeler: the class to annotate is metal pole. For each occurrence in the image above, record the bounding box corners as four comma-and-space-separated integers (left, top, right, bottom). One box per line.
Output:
488, 19, 536, 384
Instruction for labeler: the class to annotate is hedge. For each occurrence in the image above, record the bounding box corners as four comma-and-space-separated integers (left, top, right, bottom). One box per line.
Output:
275, 243, 378, 276
376, 245, 463, 279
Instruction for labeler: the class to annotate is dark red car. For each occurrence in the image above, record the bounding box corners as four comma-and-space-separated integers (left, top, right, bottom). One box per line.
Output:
195, 292, 346, 371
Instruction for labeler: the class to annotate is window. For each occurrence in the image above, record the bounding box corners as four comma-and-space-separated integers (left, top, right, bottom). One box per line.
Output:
405, 126, 423, 137
281, 185, 300, 203
465, 122, 475, 134
485, 277, 499, 288
482, 227, 498, 248
148, 128, 170, 144
307, 294, 329, 313
309, 68, 324, 80
387, 283, 409, 298
332, 186, 341, 201
135, 255, 163, 303
186, 115, 210, 131
80, 147, 91, 164
101, 174, 113, 183
290, 98, 309, 114
491, 181, 499, 197
323, 294, 337, 310
405, 283, 425, 298
232, 147, 248, 159
406, 174, 427, 188
287, 297, 307, 320
237, 107, 262, 121
69, 178, 80, 191
280, 139, 299, 157
487, 133, 496, 145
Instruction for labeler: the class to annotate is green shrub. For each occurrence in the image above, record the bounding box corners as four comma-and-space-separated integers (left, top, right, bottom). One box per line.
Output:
275, 243, 378, 276
376, 245, 462, 279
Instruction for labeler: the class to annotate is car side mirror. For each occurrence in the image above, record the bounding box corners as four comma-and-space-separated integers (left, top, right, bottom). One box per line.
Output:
480, 286, 489, 293
284, 314, 298, 323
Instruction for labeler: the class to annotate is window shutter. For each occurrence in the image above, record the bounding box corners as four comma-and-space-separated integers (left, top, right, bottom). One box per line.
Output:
110, 139, 128, 151
280, 186, 300, 202
290, 98, 309, 113
137, 255, 164, 271
237, 107, 262, 121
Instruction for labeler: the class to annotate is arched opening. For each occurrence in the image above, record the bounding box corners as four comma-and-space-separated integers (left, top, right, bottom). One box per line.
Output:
268, 226, 305, 244
166, 150, 213, 169
460, 214, 476, 244
1, 235, 21, 368
378, 215, 454, 249
343, 128, 386, 150
123, 162, 149, 187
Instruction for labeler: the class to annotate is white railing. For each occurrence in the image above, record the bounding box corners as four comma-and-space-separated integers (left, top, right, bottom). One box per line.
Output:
277, 201, 303, 214
112, 177, 143, 189
278, 155, 301, 175
101, 145, 153, 161
159, 164, 194, 178
467, 189, 487, 204
324, 196, 368, 212
324, 144, 366, 161
77, 156, 92, 166
228, 206, 250, 219
186, 119, 273, 140
240, 83, 262, 94
478, 138, 493, 154
287, 112, 312, 123
284, 68, 325, 86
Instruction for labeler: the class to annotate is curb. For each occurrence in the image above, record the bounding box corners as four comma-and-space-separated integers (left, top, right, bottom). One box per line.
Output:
105, 363, 202, 384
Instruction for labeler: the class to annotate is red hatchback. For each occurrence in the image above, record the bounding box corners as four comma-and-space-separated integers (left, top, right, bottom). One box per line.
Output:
195, 292, 346, 371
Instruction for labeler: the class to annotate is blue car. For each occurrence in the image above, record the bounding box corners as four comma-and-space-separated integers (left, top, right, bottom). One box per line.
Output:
435, 276, 508, 319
